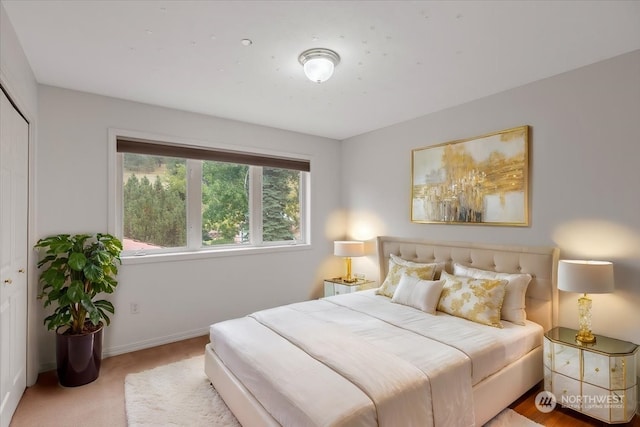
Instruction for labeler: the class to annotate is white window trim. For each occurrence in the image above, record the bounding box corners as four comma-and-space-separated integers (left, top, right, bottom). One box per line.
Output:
249, 166, 262, 246
186, 159, 202, 251
108, 128, 311, 263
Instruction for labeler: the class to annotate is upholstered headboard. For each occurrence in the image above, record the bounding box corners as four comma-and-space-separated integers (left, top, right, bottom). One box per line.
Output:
376, 236, 560, 331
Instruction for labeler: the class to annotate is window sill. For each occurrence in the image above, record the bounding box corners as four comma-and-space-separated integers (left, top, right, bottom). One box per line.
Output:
120, 243, 312, 265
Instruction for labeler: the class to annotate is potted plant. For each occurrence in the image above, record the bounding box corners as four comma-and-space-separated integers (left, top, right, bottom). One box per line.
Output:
35, 233, 122, 387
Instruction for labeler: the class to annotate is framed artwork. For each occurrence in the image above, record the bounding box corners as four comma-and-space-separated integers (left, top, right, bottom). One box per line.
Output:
411, 126, 529, 226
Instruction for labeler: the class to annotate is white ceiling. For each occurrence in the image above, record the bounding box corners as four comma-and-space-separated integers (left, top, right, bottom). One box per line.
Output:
3, 1, 639, 140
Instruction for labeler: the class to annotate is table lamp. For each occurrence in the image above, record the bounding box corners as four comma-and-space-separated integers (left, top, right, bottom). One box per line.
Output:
558, 259, 614, 343
334, 241, 364, 283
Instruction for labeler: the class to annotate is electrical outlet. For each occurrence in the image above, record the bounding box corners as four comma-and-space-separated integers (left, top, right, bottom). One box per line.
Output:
130, 302, 140, 314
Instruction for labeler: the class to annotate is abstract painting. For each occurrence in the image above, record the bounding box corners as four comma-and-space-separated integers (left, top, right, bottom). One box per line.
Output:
411, 126, 529, 226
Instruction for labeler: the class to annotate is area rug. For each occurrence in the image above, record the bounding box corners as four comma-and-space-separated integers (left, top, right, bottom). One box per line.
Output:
125, 355, 542, 427
485, 408, 544, 427
125, 356, 240, 426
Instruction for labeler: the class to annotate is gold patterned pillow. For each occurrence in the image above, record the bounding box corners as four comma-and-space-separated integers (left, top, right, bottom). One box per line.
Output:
437, 272, 508, 328
453, 263, 532, 326
389, 254, 446, 279
376, 255, 437, 298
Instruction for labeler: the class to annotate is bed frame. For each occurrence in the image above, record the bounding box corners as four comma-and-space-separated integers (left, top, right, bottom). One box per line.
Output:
205, 236, 559, 426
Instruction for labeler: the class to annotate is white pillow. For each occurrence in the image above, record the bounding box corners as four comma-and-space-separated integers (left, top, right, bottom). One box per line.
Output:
391, 274, 445, 314
453, 263, 532, 326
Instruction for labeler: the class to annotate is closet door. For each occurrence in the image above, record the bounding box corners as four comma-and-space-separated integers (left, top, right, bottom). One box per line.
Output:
0, 89, 28, 427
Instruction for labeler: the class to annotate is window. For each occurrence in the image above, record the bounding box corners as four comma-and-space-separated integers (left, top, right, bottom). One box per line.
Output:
115, 137, 309, 256
122, 154, 187, 250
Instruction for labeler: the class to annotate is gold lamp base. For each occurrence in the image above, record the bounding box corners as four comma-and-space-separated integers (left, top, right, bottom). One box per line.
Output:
341, 257, 357, 282
575, 330, 596, 344
575, 294, 596, 344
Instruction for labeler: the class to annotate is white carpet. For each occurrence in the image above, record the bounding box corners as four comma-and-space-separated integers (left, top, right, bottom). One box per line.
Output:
125, 355, 543, 427
125, 356, 240, 426
485, 408, 544, 427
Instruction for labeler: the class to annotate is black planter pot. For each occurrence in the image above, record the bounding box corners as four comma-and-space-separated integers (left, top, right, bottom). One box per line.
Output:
55, 324, 103, 387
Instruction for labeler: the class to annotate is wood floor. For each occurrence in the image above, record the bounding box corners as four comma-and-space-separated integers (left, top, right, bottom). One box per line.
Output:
9, 335, 640, 426
510, 385, 640, 427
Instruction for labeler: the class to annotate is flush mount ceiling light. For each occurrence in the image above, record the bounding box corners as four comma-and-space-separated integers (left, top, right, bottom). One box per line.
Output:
298, 48, 340, 83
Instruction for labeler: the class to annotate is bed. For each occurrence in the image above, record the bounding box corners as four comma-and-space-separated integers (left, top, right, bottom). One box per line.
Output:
204, 236, 559, 426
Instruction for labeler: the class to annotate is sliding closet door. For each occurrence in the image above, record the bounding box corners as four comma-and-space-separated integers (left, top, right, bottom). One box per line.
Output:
0, 89, 28, 427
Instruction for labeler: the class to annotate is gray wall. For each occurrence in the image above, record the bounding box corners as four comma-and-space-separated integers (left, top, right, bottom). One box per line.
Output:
0, 3, 37, 116
342, 50, 640, 385
35, 85, 345, 369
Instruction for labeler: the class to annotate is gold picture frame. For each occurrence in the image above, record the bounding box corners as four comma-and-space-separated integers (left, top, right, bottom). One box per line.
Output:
411, 126, 529, 226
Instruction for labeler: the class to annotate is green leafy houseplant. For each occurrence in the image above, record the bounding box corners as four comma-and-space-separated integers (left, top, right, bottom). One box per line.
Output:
35, 233, 122, 334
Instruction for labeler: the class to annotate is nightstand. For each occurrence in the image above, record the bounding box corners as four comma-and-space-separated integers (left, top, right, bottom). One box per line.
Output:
544, 326, 638, 423
323, 278, 376, 297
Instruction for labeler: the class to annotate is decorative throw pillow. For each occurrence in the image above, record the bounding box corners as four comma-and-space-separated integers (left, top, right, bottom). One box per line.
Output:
437, 272, 508, 328
389, 254, 446, 279
391, 274, 445, 314
376, 255, 437, 298
453, 263, 532, 326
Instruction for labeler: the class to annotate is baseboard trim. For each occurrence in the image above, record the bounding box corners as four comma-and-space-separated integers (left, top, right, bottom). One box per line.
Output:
38, 327, 210, 373
104, 327, 209, 358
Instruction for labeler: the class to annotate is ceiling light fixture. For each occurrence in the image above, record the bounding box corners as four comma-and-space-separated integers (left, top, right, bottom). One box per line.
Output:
298, 48, 340, 83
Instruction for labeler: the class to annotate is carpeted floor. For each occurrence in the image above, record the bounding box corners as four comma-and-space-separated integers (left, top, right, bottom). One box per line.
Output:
124, 355, 543, 427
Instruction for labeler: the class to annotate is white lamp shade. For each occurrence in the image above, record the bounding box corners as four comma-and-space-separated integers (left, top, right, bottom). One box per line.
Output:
303, 58, 335, 83
334, 241, 364, 257
558, 260, 614, 294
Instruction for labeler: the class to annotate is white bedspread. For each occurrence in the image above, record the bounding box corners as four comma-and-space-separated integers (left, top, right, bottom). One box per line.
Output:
209, 290, 542, 427
326, 290, 543, 385
252, 307, 434, 426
